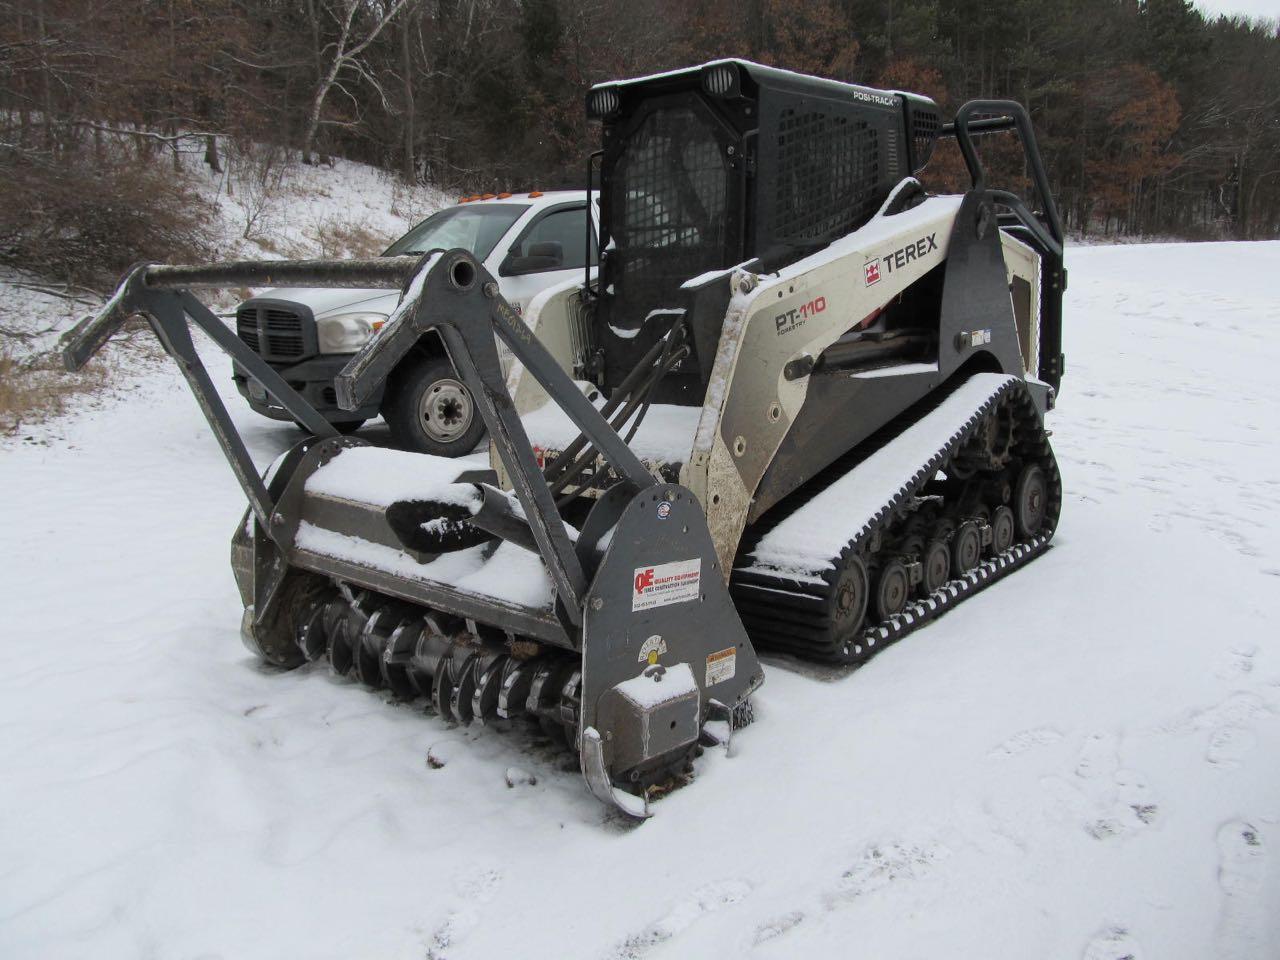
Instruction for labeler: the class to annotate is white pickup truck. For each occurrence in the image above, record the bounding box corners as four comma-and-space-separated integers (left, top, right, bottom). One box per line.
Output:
232, 190, 598, 455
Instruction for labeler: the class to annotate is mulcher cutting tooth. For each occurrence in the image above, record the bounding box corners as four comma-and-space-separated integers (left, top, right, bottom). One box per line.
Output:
497, 661, 535, 720
558, 670, 582, 737
448, 652, 480, 725
407, 627, 452, 701
471, 654, 509, 724
296, 602, 331, 662
327, 608, 359, 678
354, 609, 393, 689
381, 619, 422, 700
430, 658, 456, 720
525, 663, 565, 720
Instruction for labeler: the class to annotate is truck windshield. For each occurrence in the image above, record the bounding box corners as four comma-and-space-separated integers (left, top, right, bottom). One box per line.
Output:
383, 203, 529, 260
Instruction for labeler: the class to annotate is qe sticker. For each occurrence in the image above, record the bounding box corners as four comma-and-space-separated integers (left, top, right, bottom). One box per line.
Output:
632, 558, 701, 612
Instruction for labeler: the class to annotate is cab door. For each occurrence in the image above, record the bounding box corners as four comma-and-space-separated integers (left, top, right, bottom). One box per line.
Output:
493, 202, 599, 316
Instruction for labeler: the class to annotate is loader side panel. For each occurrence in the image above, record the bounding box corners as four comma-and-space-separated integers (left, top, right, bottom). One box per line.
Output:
750, 190, 1026, 522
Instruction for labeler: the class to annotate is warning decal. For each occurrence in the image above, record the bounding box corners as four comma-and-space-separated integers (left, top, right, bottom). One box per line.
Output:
632, 558, 701, 612
705, 647, 737, 686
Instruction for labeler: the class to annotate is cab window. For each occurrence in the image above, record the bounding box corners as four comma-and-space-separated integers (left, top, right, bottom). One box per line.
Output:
507, 206, 596, 272
383, 203, 528, 260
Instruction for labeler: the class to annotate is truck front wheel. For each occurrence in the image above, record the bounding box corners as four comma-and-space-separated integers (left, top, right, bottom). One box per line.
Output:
384, 355, 485, 457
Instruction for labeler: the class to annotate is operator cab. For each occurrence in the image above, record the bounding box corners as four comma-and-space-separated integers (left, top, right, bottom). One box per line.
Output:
519, 60, 942, 490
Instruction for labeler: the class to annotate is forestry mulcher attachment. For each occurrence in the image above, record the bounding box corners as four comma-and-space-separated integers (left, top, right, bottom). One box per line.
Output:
65, 60, 1065, 817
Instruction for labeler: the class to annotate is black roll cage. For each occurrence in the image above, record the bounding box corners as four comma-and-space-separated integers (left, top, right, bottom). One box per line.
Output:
941, 100, 1066, 392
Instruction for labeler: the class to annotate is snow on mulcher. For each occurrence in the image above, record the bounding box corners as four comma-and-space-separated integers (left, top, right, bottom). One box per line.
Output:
63, 60, 1065, 818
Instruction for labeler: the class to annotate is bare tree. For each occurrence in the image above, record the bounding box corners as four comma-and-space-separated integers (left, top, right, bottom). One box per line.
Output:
300, 0, 417, 165
398, 3, 416, 183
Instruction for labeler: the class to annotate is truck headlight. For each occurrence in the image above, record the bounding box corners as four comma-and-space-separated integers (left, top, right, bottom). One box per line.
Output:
316, 312, 388, 353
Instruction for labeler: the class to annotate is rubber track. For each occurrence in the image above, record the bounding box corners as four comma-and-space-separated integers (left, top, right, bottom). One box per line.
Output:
730, 375, 1062, 664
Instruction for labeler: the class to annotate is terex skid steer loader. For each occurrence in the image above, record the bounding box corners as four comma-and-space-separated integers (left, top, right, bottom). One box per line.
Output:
65, 60, 1065, 817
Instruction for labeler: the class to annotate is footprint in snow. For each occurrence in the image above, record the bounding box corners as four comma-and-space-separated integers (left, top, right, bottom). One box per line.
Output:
825, 840, 947, 908
1156, 691, 1272, 739
1215, 644, 1257, 681
1043, 735, 1160, 841
1206, 725, 1258, 768
752, 911, 805, 947
986, 726, 1063, 760
1215, 820, 1268, 960
1082, 924, 1143, 960
1075, 731, 1120, 781
423, 867, 502, 960
1082, 769, 1160, 840
611, 879, 751, 959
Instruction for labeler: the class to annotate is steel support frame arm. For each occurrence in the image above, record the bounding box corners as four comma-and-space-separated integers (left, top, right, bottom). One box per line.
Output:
64, 250, 658, 623
335, 250, 659, 621
62, 264, 340, 538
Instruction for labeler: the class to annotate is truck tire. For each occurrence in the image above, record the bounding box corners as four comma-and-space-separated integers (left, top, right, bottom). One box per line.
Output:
384, 354, 485, 457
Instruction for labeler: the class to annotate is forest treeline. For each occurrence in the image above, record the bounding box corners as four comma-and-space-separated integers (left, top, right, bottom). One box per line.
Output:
2, 0, 1278, 255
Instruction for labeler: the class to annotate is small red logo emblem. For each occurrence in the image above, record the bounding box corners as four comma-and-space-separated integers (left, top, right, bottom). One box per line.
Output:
864, 260, 881, 286
634, 568, 655, 593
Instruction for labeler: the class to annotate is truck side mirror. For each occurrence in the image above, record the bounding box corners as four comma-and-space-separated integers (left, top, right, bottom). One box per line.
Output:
502, 240, 564, 275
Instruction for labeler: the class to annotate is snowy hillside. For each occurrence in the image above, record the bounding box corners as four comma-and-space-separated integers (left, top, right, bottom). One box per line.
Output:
0, 153, 448, 357
2, 242, 1278, 959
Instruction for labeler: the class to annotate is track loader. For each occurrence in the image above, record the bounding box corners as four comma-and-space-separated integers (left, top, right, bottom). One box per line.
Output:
64, 60, 1065, 818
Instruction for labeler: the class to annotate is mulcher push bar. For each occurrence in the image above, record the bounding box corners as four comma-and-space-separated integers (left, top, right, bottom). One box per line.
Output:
143, 256, 422, 289
62, 249, 659, 623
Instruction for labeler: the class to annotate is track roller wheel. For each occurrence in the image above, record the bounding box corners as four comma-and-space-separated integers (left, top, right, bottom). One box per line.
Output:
991, 505, 1015, 554
832, 552, 870, 645
873, 558, 910, 621
921, 540, 951, 595
951, 521, 982, 574
1014, 463, 1048, 537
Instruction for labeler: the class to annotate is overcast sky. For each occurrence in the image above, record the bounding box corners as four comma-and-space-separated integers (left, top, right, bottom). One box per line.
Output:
1192, 0, 1278, 22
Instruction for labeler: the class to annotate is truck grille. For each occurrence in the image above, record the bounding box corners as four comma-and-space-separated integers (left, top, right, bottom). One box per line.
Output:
236, 305, 308, 360
235, 312, 260, 352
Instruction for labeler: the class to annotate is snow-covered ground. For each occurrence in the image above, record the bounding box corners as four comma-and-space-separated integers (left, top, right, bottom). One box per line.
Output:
2, 242, 1279, 959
